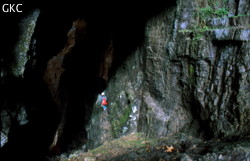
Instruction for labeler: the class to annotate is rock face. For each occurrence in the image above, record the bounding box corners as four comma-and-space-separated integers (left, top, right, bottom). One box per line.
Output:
87, 0, 250, 148
43, 19, 87, 152
0, 0, 249, 160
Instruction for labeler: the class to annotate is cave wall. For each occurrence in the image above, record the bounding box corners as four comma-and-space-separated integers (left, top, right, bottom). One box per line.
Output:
0, 0, 249, 158
87, 0, 250, 149
1, 2, 172, 158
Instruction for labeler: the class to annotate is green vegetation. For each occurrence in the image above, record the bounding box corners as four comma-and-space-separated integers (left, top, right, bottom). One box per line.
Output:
194, 0, 229, 29
199, 7, 228, 18
198, 6, 228, 19
230, 14, 250, 18
110, 105, 132, 138
214, 8, 229, 17
197, 6, 228, 28
199, 6, 213, 19
87, 133, 157, 155
108, 91, 136, 138
179, 0, 241, 41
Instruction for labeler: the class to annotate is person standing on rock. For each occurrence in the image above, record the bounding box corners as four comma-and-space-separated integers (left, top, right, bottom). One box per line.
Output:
100, 92, 108, 111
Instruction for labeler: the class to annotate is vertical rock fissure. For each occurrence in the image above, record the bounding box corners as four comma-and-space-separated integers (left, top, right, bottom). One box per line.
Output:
44, 19, 87, 153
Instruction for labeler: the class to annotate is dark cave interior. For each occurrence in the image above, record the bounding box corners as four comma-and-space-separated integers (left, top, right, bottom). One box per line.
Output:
0, 1, 176, 160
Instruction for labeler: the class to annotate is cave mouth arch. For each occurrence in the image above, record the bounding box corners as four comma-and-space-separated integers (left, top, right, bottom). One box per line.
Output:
0, 1, 177, 160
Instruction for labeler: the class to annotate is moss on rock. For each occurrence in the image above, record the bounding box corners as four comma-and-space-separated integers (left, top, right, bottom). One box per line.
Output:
110, 102, 132, 138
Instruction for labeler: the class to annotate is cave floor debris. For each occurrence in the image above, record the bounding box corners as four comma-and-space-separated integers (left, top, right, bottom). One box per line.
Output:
47, 133, 250, 161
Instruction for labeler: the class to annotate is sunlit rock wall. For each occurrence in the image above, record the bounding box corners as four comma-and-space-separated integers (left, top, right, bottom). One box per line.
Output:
87, 0, 250, 148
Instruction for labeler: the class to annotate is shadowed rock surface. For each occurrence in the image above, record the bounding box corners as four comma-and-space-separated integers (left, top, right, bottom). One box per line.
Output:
0, 0, 249, 160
